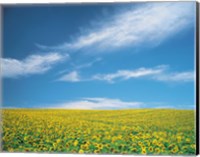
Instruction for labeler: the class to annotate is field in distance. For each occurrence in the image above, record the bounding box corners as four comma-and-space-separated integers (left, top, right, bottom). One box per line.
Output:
1, 109, 196, 155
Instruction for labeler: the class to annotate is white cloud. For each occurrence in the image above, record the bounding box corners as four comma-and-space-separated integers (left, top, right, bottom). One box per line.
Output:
92, 65, 167, 83
57, 65, 194, 83
41, 2, 194, 52
93, 67, 195, 83
72, 58, 102, 70
56, 57, 102, 76
153, 71, 195, 82
52, 97, 143, 109
1, 53, 67, 78
58, 71, 80, 82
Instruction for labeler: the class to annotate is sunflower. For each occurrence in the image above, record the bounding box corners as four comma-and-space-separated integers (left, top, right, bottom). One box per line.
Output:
131, 148, 137, 152
66, 143, 69, 148
94, 150, 100, 154
141, 148, 146, 154
148, 146, 153, 152
73, 140, 79, 147
56, 139, 61, 143
171, 146, 179, 154
155, 148, 161, 154
98, 144, 103, 150
8, 148, 14, 152
79, 149, 84, 154
152, 139, 157, 145
186, 138, 191, 143
177, 136, 182, 143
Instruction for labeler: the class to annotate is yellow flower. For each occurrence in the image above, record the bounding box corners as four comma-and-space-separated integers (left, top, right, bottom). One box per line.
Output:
56, 139, 61, 143
96, 137, 100, 141
8, 148, 14, 152
171, 146, 179, 153
141, 148, 146, 154
117, 135, 122, 140
131, 148, 137, 152
66, 143, 69, 148
105, 131, 109, 135
79, 149, 84, 154
23, 136, 28, 141
148, 146, 153, 152
80, 144, 87, 150
158, 142, 163, 147
106, 135, 111, 140
96, 144, 103, 150
112, 136, 117, 143
73, 140, 79, 146
138, 141, 143, 146
94, 150, 100, 154
155, 148, 161, 154
168, 144, 175, 149
177, 136, 182, 143
191, 144, 196, 149
122, 126, 126, 130
152, 139, 157, 145
105, 144, 110, 148
186, 138, 191, 143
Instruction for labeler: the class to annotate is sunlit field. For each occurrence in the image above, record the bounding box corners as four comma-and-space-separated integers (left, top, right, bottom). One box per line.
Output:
1, 109, 196, 154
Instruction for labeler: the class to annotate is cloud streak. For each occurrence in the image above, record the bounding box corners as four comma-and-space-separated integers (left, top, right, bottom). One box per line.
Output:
52, 97, 143, 109
153, 71, 195, 82
58, 71, 80, 82
93, 66, 194, 83
71, 58, 102, 70
58, 65, 194, 83
93, 65, 167, 83
1, 53, 67, 78
39, 2, 195, 53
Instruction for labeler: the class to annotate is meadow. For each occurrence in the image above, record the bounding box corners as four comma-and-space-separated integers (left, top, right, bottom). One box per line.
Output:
1, 109, 196, 154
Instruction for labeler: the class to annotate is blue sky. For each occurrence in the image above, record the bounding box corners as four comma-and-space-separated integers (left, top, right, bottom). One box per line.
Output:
1, 2, 196, 109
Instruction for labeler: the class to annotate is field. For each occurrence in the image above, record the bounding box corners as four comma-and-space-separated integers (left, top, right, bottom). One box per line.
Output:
1, 109, 196, 154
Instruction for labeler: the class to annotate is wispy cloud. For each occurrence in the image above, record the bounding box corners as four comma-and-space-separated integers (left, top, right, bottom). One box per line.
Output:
58, 71, 80, 82
71, 58, 102, 70
56, 57, 102, 75
93, 65, 167, 83
93, 66, 194, 83
51, 97, 143, 109
1, 53, 67, 78
38, 2, 194, 53
57, 65, 194, 83
153, 71, 195, 82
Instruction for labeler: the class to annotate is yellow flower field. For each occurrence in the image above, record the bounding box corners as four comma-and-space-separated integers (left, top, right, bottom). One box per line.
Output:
1, 109, 196, 154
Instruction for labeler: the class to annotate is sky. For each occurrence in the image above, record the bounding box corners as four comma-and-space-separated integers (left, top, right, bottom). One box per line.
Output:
1, 2, 197, 109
